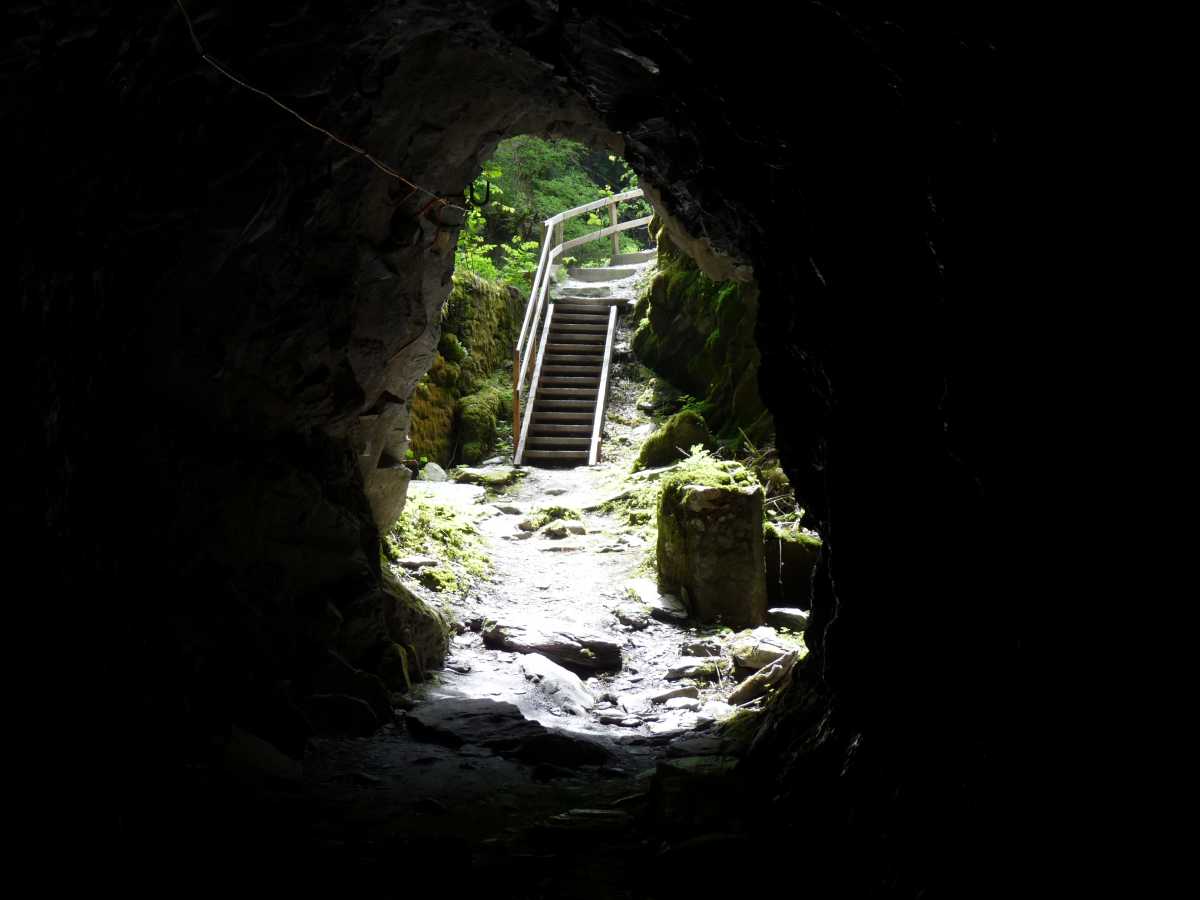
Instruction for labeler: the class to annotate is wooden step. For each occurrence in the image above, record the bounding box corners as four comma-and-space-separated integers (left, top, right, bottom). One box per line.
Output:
544, 353, 604, 364
555, 314, 611, 324
553, 285, 611, 298
539, 386, 599, 396
536, 399, 596, 409
550, 323, 608, 333
523, 449, 589, 461
566, 266, 637, 282
527, 435, 592, 447
547, 332, 605, 343
534, 411, 594, 422
554, 299, 622, 309
543, 366, 602, 377
531, 423, 593, 434
610, 249, 657, 266
541, 377, 600, 388
547, 343, 603, 354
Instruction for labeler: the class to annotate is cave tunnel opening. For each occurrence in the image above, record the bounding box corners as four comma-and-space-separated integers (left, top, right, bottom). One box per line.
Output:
13, 2, 1029, 896
384, 126, 809, 756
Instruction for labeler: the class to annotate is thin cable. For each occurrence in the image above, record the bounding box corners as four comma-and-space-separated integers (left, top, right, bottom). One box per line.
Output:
174, 0, 466, 214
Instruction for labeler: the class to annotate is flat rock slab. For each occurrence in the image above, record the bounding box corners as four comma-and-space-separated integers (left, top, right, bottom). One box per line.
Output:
407, 698, 610, 767
406, 698, 544, 750
767, 607, 810, 631
626, 578, 688, 624
520, 653, 595, 715
665, 657, 731, 682
453, 466, 524, 488
727, 650, 800, 705
650, 686, 700, 705
729, 626, 797, 670
666, 734, 737, 758
483, 622, 623, 673
397, 555, 439, 570
680, 637, 722, 657
614, 604, 650, 630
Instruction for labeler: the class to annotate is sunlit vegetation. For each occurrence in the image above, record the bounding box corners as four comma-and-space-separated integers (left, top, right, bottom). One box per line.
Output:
455, 135, 652, 292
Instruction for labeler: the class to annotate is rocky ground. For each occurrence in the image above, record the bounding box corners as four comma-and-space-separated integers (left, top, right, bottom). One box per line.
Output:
290, 307, 809, 895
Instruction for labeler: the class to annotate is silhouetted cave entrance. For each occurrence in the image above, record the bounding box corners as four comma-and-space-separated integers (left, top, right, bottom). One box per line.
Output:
15, 4, 1016, 895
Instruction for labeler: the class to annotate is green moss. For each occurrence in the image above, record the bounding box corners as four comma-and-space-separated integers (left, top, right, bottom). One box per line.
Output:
439, 331, 468, 363
521, 505, 582, 531
385, 494, 490, 585
634, 409, 715, 470
718, 707, 764, 747
407, 273, 520, 466
764, 521, 823, 549
418, 565, 461, 593
630, 244, 773, 446
457, 375, 513, 464
378, 642, 413, 692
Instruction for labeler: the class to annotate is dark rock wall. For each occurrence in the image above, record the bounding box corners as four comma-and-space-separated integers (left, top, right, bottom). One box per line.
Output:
12, 1, 1025, 894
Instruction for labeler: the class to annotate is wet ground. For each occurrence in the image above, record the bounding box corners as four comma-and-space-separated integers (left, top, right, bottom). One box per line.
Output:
286, 269, 760, 895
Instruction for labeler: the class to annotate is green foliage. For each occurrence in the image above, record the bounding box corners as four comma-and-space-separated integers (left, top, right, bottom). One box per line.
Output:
455, 136, 650, 289
602, 153, 654, 222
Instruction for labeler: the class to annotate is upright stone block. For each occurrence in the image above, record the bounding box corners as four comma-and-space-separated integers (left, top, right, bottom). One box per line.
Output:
657, 481, 767, 626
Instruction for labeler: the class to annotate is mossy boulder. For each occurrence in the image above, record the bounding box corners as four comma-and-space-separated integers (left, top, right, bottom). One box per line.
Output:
635, 410, 714, 470
381, 570, 451, 677
631, 241, 773, 448
408, 273, 520, 466
458, 380, 512, 464
656, 456, 766, 626
378, 642, 413, 692
438, 331, 467, 363
764, 522, 822, 611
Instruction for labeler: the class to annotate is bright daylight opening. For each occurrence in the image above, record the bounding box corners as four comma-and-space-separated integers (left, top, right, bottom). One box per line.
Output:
380, 135, 820, 750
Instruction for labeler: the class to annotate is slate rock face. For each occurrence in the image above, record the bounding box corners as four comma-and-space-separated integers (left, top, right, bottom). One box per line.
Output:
657, 482, 767, 626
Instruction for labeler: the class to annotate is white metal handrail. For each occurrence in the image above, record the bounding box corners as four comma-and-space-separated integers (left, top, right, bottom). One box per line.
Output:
511, 188, 648, 440
588, 306, 619, 465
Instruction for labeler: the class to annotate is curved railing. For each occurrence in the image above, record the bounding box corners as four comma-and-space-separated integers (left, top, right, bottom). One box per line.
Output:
512, 188, 653, 442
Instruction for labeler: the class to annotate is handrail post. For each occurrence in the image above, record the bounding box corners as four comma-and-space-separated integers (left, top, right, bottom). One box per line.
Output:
608, 201, 619, 259
512, 346, 520, 449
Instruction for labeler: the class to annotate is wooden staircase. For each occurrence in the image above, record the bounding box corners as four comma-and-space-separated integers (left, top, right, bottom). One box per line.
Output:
519, 299, 616, 465
512, 190, 657, 467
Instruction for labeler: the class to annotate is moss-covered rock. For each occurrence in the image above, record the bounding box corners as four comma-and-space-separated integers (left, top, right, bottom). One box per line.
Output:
381, 570, 451, 677
378, 642, 413, 692
631, 228, 772, 449
438, 331, 467, 363
519, 505, 582, 531
635, 409, 714, 470
457, 378, 512, 464
764, 521, 822, 611
408, 273, 520, 466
